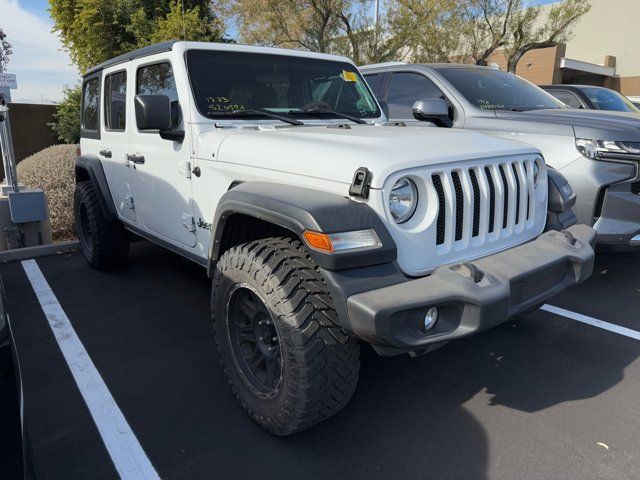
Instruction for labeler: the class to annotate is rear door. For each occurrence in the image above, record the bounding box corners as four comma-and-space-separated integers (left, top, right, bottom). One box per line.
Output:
127, 59, 196, 247
99, 66, 136, 222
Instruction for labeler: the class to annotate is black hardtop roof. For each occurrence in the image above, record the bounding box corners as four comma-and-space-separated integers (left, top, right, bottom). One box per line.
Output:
84, 41, 177, 77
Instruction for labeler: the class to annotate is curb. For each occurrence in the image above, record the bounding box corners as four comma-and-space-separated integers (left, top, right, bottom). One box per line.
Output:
0, 241, 80, 263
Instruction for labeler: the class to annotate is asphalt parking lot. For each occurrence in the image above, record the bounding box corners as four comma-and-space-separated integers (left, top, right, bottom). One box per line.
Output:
1, 242, 639, 480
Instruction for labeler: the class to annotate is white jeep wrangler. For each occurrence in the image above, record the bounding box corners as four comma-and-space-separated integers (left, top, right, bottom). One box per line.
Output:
76, 41, 595, 435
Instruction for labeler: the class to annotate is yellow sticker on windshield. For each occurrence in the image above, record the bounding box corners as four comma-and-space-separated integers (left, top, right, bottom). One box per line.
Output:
342, 70, 357, 82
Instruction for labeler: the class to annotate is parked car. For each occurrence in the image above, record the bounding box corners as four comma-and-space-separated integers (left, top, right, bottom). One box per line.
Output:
361, 63, 640, 250
76, 42, 595, 435
0, 277, 32, 479
539, 84, 640, 114
627, 96, 640, 109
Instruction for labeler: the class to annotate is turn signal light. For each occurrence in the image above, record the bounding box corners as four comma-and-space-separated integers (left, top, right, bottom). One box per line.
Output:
303, 231, 333, 252
303, 229, 382, 253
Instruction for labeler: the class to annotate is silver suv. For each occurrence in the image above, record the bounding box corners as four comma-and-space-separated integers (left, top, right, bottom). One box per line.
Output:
361, 63, 640, 250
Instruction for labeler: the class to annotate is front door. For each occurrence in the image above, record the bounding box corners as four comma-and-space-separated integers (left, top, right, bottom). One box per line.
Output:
127, 60, 196, 247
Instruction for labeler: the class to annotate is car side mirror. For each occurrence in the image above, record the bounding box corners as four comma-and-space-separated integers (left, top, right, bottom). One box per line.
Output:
412, 99, 453, 128
135, 94, 185, 142
135, 94, 171, 130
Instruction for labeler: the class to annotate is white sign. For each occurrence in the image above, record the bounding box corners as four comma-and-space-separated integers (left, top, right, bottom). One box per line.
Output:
0, 73, 17, 89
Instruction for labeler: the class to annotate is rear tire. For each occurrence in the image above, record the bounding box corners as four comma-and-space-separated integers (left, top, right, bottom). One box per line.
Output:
212, 237, 360, 435
74, 181, 129, 270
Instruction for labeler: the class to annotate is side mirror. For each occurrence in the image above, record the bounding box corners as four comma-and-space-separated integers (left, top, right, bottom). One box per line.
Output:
135, 94, 172, 130
412, 99, 453, 128
135, 94, 185, 142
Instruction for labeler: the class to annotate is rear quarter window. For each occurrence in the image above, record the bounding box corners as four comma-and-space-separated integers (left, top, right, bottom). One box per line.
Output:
81, 75, 101, 139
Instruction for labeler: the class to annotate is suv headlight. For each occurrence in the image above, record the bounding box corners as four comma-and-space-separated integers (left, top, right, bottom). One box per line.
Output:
576, 138, 640, 160
389, 177, 418, 223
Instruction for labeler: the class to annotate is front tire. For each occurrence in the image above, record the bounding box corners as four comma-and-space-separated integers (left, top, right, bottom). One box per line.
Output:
212, 237, 360, 435
74, 181, 129, 270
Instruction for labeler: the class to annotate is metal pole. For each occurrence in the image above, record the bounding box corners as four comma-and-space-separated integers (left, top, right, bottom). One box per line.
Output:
374, 0, 380, 29
0, 95, 18, 192
374, 0, 380, 57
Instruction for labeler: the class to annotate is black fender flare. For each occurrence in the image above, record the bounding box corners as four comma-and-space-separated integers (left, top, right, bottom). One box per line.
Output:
75, 155, 118, 221
208, 182, 397, 273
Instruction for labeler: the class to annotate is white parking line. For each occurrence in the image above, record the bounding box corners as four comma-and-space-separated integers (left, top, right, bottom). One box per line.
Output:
21, 259, 160, 480
541, 304, 640, 341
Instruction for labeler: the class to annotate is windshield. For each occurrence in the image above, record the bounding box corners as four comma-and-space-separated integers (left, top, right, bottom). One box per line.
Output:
437, 67, 564, 111
186, 49, 381, 120
581, 87, 640, 113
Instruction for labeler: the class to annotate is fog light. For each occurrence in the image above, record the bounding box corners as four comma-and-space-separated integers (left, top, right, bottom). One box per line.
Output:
423, 307, 439, 331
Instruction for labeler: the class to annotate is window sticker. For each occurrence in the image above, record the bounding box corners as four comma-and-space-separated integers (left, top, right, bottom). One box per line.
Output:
477, 98, 505, 110
342, 70, 358, 82
206, 96, 245, 112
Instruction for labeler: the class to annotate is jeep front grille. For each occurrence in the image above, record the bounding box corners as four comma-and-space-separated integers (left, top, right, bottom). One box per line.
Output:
430, 159, 538, 248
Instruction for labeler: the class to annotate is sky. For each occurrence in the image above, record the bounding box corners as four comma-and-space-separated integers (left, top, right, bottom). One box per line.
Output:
0, 0, 562, 104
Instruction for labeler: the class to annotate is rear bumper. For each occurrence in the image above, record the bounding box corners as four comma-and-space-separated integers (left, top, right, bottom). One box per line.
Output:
342, 225, 595, 351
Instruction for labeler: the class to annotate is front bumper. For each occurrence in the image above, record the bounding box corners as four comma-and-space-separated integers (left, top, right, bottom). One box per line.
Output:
344, 225, 595, 351
593, 183, 640, 249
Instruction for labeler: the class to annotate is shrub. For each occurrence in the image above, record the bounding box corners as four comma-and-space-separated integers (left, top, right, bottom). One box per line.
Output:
49, 84, 81, 144
16, 144, 77, 241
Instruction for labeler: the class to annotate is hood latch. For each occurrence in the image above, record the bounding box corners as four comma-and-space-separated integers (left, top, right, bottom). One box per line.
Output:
349, 167, 372, 199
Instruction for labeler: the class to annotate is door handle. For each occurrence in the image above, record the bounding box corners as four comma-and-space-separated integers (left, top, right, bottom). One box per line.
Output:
127, 154, 145, 165
99, 149, 112, 158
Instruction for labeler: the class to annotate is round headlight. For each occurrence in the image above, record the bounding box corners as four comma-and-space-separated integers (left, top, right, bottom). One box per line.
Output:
389, 177, 418, 223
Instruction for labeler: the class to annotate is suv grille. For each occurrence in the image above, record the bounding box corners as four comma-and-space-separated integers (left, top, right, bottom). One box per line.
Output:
431, 159, 537, 247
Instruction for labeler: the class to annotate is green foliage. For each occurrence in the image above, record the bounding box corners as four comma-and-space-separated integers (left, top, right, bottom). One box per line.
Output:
219, 0, 403, 65
49, 84, 82, 144
0, 28, 11, 70
386, 0, 464, 63
17, 144, 78, 241
49, 0, 226, 72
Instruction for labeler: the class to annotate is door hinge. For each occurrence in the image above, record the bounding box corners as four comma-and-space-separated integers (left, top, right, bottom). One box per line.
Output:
182, 214, 196, 232
178, 161, 192, 179
124, 195, 135, 210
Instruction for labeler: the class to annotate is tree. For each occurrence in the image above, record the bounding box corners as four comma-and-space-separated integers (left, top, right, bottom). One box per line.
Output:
0, 28, 11, 70
505, 0, 591, 72
49, 84, 82, 144
456, 0, 590, 69
49, 0, 226, 72
386, 0, 464, 63
459, 0, 520, 65
219, 0, 403, 65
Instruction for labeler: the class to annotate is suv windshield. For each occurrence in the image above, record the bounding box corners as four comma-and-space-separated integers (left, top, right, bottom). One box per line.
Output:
186, 50, 381, 120
581, 87, 640, 113
438, 67, 564, 111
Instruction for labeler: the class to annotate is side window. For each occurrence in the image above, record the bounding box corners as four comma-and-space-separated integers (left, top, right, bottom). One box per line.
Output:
136, 62, 180, 129
387, 72, 444, 119
364, 73, 385, 99
104, 71, 127, 131
550, 90, 583, 109
81, 77, 100, 135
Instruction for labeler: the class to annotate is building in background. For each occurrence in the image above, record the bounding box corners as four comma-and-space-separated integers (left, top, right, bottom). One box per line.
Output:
489, 0, 640, 94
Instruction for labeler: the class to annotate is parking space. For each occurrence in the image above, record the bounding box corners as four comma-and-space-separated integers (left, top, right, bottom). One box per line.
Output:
2, 243, 640, 480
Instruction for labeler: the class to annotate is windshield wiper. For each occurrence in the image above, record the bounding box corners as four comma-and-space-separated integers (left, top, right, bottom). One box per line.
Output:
288, 108, 367, 125
207, 109, 303, 126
